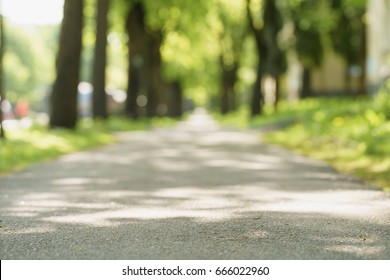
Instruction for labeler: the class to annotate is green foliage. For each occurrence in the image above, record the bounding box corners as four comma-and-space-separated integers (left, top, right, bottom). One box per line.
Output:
1, 0, 373, 122
3, 22, 55, 106
156, 0, 222, 103
329, 0, 365, 66
110, 0, 225, 106
288, 0, 334, 68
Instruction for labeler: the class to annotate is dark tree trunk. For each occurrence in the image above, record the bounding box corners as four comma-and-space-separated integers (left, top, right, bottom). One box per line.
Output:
92, 0, 109, 119
358, 13, 367, 96
0, 13, 5, 139
263, 0, 285, 112
220, 57, 239, 115
126, 56, 141, 119
220, 89, 229, 115
50, 0, 84, 129
0, 102, 4, 139
0, 106, 3, 139
169, 81, 183, 118
125, 2, 145, 119
300, 67, 312, 99
125, 2, 165, 119
274, 75, 280, 111
247, 0, 267, 117
263, 0, 284, 77
345, 67, 352, 95
251, 62, 263, 116
217, 10, 244, 116
251, 32, 267, 117
219, 56, 229, 115
145, 30, 163, 118
219, 52, 239, 115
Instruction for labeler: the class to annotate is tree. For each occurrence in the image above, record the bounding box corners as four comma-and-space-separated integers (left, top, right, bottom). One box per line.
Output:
145, 29, 163, 117
92, 0, 110, 119
295, 27, 324, 99
0, 11, 5, 139
2, 24, 52, 107
246, 0, 267, 117
166, 80, 182, 117
217, 0, 247, 114
125, 0, 169, 118
262, 0, 286, 109
289, 0, 331, 98
50, 0, 84, 129
246, 0, 286, 115
125, 1, 145, 119
330, 0, 367, 95
219, 54, 240, 114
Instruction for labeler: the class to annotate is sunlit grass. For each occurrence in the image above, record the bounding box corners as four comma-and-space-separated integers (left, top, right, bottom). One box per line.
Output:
263, 93, 390, 191
0, 116, 179, 175
216, 92, 390, 190
214, 100, 322, 129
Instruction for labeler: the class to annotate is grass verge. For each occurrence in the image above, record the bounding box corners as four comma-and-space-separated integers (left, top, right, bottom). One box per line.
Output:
0, 116, 178, 175
217, 92, 390, 191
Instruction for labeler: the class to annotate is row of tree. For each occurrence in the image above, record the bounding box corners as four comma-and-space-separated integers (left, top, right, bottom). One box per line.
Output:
1, 0, 368, 132
50, 0, 187, 128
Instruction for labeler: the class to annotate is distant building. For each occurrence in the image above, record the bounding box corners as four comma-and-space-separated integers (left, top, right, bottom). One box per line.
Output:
286, 0, 390, 98
311, 51, 359, 96
367, 0, 390, 93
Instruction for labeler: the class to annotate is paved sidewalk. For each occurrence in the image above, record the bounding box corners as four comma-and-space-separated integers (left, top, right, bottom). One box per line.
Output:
1, 109, 390, 259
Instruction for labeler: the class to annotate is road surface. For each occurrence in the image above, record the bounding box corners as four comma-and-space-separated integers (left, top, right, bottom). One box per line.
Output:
1, 109, 389, 259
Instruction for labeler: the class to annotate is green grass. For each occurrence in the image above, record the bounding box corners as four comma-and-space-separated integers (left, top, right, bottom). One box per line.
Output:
216, 91, 390, 191
0, 116, 178, 175
214, 100, 322, 129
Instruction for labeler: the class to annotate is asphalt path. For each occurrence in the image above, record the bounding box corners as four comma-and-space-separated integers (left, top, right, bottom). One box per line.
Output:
1, 109, 390, 259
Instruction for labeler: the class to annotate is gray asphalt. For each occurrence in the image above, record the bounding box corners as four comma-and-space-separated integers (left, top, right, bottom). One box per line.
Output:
1, 109, 390, 259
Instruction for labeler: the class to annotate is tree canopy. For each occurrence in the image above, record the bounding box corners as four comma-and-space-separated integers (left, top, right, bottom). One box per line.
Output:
0, 0, 373, 129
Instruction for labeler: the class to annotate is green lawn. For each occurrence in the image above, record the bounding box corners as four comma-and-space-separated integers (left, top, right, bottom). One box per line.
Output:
0, 116, 177, 175
217, 91, 390, 191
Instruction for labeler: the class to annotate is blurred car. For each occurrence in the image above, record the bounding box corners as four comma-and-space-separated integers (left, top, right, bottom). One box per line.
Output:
0, 98, 15, 120
78, 82, 126, 117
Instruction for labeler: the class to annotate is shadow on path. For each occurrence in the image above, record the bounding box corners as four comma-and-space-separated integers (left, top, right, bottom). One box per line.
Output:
1, 109, 389, 259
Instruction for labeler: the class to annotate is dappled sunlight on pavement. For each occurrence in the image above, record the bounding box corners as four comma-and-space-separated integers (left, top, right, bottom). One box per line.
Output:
4, 185, 390, 228
1, 109, 390, 259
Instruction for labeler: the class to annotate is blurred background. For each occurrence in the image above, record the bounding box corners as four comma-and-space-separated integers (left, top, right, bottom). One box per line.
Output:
0, 0, 389, 188
0, 0, 388, 121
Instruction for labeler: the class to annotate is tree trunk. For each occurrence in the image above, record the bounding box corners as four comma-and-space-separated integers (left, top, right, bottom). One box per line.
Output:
170, 81, 182, 118
251, 62, 263, 116
274, 75, 280, 111
125, 2, 146, 119
247, 0, 266, 117
345, 66, 352, 95
300, 67, 312, 99
50, 0, 84, 129
220, 88, 229, 115
125, 2, 165, 119
358, 13, 367, 96
219, 57, 229, 115
0, 13, 5, 139
145, 30, 163, 118
92, 0, 109, 119
220, 57, 239, 115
